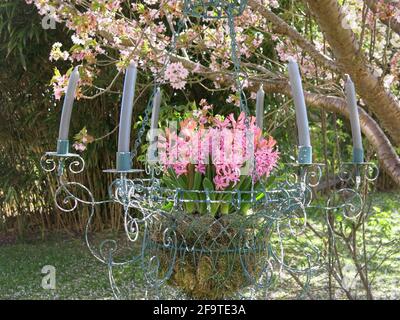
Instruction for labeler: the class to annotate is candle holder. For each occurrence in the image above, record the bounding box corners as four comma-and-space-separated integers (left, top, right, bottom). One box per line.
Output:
41, 151, 84, 177
298, 146, 313, 165
115, 151, 133, 171
338, 161, 379, 190
56, 139, 70, 155
352, 147, 364, 164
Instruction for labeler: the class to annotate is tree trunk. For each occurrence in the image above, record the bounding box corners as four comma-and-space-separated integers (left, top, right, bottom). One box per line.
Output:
302, 91, 400, 187
304, 0, 400, 146
247, 0, 340, 72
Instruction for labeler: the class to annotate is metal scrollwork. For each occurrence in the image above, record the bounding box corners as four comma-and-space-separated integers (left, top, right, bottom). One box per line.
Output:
339, 162, 379, 186
41, 137, 381, 301
40, 152, 85, 175
40, 153, 57, 172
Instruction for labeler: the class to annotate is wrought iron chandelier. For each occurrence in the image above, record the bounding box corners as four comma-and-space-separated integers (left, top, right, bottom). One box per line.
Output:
41, 0, 378, 299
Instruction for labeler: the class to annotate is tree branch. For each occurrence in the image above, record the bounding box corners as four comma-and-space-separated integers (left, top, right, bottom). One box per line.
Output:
304, 0, 400, 146
171, 54, 400, 185
70, 5, 400, 186
247, 0, 341, 73
365, 0, 400, 36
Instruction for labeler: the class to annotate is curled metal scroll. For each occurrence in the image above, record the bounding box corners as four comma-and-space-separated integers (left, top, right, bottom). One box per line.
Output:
338, 162, 379, 186
40, 152, 85, 175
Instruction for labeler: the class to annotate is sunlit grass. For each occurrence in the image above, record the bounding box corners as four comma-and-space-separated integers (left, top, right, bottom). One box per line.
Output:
0, 191, 399, 299
0, 237, 112, 299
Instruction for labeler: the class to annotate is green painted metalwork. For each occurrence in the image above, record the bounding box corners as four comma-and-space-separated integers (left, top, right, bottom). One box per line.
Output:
56, 139, 69, 155
40, 0, 380, 300
116, 152, 132, 171
353, 147, 364, 164
298, 146, 312, 164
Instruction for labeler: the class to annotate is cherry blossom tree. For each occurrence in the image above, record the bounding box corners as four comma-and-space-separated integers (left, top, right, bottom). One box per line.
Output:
26, 0, 400, 185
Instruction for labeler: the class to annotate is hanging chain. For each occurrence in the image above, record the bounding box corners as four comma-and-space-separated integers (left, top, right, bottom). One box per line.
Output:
184, 0, 247, 19
226, 8, 249, 117
184, 0, 249, 116
132, 1, 249, 160
131, 19, 186, 160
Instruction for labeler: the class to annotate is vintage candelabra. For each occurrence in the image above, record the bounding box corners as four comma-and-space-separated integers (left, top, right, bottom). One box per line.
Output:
41, 0, 378, 299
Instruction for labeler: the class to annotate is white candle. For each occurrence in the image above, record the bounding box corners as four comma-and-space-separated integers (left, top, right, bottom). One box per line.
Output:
58, 66, 80, 141
345, 75, 363, 151
148, 87, 161, 162
288, 59, 311, 147
256, 84, 265, 130
117, 61, 138, 153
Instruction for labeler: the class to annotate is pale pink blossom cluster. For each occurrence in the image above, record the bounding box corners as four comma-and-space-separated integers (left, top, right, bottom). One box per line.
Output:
275, 39, 327, 78
25, 0, 60, 21
73, 142, 87, 152
72, 129, 94, 152
25, 0, 276, 98
50, 72, 69, 100
391, 51, 400, 76
158, 107, 279, 190
50, 68, 85, 101
49, 42, 69, 61
30, 0, 398, 98
164, 62, 190, 90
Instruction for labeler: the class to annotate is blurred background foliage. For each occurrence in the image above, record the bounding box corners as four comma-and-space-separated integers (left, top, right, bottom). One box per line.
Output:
0, 0, 121, 237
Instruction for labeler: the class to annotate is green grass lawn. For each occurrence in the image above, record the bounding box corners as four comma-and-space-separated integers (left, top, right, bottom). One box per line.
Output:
0, 237, 113, 299
0, 191, 399, 300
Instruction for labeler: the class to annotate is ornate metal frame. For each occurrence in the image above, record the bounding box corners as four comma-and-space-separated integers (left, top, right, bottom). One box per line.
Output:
40, 0, 379, 300
40, 150, 379, 299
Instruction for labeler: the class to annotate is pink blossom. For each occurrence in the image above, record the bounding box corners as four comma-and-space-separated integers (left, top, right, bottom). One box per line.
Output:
164, 62, 189, 90
54, 88, 64, 100
73, 143, 87, 152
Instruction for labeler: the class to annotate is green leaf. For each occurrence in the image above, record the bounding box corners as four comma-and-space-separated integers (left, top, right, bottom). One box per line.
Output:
162, 202, 173, 211
203, 176, 214, 191
18, 46, 26, 70
193, 172, 202, 190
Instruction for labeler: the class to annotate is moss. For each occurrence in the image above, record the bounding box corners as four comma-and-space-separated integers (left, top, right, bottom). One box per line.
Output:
150, 213, 271, 299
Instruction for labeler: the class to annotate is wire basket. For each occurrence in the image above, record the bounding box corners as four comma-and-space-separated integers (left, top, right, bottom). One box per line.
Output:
183, 0, 248, 18
117, 179, 305, 299
145, 208, 273, 299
